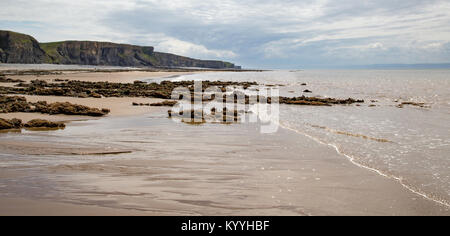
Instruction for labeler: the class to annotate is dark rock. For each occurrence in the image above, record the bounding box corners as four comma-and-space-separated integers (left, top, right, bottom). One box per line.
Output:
279, 96, 364, 106
150, 100, 178, 107
0, 118, 22, 130
0, 77, 25, 83
303, 89, 312, 93
7, 79, 258, 100
0, 95, 31, 113
32, 101, 110, 117
397, 102, 428, 108
24, 119, 65, 129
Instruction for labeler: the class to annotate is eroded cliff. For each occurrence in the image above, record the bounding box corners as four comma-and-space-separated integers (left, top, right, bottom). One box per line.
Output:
0, 30, 237, 69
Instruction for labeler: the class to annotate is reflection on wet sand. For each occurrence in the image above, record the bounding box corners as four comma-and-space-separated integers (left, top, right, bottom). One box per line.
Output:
0, 114, 448, 215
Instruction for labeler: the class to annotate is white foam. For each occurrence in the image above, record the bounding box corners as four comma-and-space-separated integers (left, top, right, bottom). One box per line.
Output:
278, 121, 450, 208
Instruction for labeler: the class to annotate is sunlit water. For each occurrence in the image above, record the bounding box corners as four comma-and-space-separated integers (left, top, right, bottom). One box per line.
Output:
152, 70, 450, 205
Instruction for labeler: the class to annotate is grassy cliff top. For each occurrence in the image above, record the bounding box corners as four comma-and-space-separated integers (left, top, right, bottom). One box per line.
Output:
0, 30, 37, 46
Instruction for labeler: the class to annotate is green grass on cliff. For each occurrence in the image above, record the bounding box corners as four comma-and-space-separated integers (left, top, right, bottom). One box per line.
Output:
2, 31, 34, 46
138, 52, 159, 66
39, 42, 64, 63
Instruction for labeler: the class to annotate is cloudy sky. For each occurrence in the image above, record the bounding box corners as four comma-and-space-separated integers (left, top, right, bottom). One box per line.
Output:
1, 0, 450, 68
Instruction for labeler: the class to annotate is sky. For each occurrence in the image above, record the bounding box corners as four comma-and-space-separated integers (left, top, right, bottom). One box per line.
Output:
1, 0, 450, 69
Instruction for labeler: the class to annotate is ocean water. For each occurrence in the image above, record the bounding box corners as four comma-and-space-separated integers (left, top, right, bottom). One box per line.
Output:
156, 70, 450, 206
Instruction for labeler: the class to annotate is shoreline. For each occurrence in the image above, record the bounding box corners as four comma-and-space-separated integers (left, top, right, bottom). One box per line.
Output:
278, 122, 450, 209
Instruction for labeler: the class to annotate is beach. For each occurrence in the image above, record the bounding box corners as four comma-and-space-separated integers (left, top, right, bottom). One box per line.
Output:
0, 68, 449, 216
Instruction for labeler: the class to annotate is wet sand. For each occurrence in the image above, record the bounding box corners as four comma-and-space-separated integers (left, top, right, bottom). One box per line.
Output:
6, 71, 203, 84
0, 114, 448, 216
0, 198, 149, 216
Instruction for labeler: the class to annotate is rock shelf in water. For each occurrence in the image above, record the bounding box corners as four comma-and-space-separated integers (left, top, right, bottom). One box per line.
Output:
0, 118, 65, 130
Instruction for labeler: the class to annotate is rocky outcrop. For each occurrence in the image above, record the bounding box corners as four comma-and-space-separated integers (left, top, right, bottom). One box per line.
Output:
32, 101, 110, 116
0, 31, 50, 63
0, 95, 110, 116
0, 118, 65, 130
0, 30, 237, 69
0, 118, 22, 130
24, 119, 65, 129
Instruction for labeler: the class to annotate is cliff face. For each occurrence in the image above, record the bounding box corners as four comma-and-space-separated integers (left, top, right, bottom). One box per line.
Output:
40, 41, 156, 67
0, 31, 49, 63
0, 30, 237, 69
152, 52, 235, 69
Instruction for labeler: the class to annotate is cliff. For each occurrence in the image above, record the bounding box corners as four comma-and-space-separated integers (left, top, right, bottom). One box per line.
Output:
40, 41, 156, 67
0, 31, 50, 63
0, 30, 237, 69
152, 52, 235, 69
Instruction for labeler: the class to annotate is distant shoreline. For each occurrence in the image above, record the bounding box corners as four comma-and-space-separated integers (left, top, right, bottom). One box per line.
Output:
0, 63, 265, 75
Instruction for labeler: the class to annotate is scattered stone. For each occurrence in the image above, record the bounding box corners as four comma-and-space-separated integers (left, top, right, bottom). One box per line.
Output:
369, 104, 376, 107
303, 89, 312, 93
301, 83, 307, 86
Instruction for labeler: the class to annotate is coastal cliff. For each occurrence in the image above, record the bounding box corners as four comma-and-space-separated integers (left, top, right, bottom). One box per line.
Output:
0, 30, 237, 69
40, 41, 156, 67
0, 31, 50, 64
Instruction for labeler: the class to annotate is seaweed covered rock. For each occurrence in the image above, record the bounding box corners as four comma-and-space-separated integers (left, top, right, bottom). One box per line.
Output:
8, 79, 258, 99
24, 119, 65, 129
278, 96, 364, 106
150, 100, 178, 107
0, 95, 31, 113
0, 77, 25, 83
0, 95, 110, 116
32, 101, 110, 117
0, 118, 22, 130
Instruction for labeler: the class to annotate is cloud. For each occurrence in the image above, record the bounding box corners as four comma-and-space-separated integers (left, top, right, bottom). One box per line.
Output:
154, 37, 237, 59
0, 0, 450, 68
